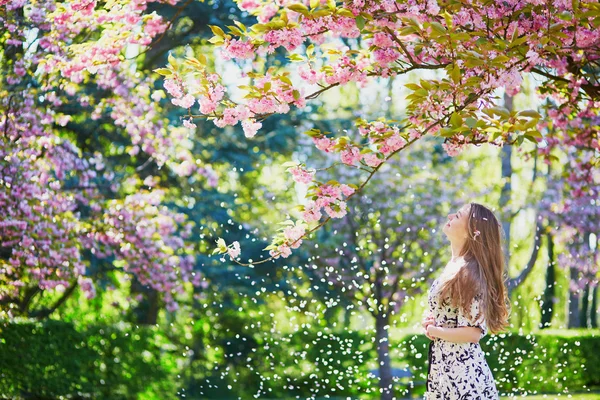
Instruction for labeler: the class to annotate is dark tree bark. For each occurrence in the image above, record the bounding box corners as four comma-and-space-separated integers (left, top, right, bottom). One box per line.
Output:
29, 282, 78, 320
372, 265, 394, 400
591, 284, 598, 329
580, 282, 590, 328
568, 264, 581, 328
541, 233, 555, 329
375, 311, 393, 400
507, 222, 543, 297
499, 94, 513, 259
130, 277, 160, 325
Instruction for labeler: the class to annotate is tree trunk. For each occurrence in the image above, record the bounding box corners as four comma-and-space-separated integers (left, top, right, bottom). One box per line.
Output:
343, 306, 352, 329
591, 284, 598, 329
568, 265, 581, 328
580, 282, 590, 329
593, 235, 599, 329
541, 233, 555, 329
130, 277, 160, 325
375, 313, 394, 400
500, 93, 513, 264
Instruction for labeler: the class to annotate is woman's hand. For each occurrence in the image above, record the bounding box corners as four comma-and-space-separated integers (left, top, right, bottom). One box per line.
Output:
422, 314, 436, 340
425, 323, 438, 340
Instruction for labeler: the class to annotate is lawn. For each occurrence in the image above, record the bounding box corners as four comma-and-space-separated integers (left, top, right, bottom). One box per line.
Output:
500, 395, 600, 400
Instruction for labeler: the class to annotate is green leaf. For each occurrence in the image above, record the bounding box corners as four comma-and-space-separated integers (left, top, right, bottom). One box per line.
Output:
399, 26, 417, 36
464, 57, 484, 68
227, 25, 243, 36
464, 76, 482, 86
420, 79, 432, 90
208, 25, 225, 37
233, 20, 247, 32
208, 36, 224, 45
404, 83, 421, 91
465, 117, 477, 128
451, 63, 461, 84
517, 110, 542, 119
280, 75, 293, 85
287, 3, 309, 13
250, 24, 268, 33
430, 22, 446, 35
439, 127, 455, 137
488, 106, 511, 119
167, 53, 178, 71
450, 112, 463, 128
355, 15, 365, 30
154, 68, 172, 77
287, 53, 305, 62
526, 129, 543, 138
336, 8, 355, 17
511, 35, 529, 47
303, 129, 322, 137
310, 0, 319, 9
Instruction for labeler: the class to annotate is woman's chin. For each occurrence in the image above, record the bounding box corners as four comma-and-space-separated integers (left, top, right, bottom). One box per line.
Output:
442, 228, 453, 240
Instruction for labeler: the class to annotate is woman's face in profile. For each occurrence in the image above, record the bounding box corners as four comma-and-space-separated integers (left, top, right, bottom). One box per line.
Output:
443, 203, 470, 240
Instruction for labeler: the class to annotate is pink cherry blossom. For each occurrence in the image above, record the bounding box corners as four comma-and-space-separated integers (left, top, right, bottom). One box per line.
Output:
242, 118, 262, 138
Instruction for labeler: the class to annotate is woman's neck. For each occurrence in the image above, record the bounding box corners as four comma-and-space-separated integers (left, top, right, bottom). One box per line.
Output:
450, 240, 464, 260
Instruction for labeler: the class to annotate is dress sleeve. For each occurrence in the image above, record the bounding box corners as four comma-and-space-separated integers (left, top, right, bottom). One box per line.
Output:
456, 292, 488, 339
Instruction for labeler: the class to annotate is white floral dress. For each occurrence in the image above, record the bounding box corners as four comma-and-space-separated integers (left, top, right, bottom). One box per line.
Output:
424, 276, 499, 399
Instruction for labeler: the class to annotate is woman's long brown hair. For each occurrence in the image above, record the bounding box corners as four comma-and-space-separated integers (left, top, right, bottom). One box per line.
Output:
436, 202, 511, 334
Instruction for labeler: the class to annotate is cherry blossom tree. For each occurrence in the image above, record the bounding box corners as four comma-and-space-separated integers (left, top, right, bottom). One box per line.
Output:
173, 0, 600, 266
0, 0, 209, 316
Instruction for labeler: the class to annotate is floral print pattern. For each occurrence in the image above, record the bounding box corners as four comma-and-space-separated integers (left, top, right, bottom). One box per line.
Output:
425, 277, 499, 399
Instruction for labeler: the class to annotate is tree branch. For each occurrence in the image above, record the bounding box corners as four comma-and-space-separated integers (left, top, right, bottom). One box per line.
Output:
29, 281, 79, 320
507, 220, 544, 294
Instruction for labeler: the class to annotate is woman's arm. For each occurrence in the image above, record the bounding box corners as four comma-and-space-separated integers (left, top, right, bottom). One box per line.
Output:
427, 325, 482, 344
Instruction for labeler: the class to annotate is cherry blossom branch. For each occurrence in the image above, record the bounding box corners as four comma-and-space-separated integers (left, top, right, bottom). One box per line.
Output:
127, 0, 195, 61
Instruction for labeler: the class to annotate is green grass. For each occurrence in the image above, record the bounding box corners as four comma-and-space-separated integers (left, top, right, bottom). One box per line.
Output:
500, 395, 600, 400
269, 395, 600, 400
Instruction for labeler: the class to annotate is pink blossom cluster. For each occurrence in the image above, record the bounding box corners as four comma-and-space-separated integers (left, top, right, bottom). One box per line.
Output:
221, 38, 256, 61
301, 183, 355, 224
264, 28, 305, 52
180, 72, 307, 137
0, 136, 95, 302
90, 190, 200, 310
288, 164, 316, 184
269, 223, 307, 259
227, 241, 241, 259
310, 120, 410, 175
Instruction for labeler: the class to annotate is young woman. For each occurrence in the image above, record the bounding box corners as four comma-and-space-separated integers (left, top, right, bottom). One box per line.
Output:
421, 202, 510, 399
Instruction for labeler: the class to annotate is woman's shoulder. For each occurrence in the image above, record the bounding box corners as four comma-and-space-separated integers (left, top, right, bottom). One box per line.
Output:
439, 258, 467, 281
